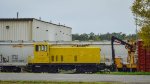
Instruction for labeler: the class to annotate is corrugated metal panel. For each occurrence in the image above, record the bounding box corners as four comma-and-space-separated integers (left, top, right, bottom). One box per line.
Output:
54, 25, 72, 41
0, 44, 34, 65
0, 18, 72, 41
0, 20, 32, 41
32, 19, 72, 41
138, 41, 150, 72
32, 19, 57, 41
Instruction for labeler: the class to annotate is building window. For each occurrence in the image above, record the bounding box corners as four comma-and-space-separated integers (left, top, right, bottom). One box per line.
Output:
36, 27, 39, 29
46, 30, 48, 31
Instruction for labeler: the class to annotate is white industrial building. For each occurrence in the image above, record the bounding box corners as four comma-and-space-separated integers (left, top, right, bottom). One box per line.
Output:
0, 18, 72, 41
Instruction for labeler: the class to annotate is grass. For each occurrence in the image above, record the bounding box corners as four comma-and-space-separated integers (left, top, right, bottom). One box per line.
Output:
96, 72, 150, 75
1, 71, 150, 75
0, 80, 123, 84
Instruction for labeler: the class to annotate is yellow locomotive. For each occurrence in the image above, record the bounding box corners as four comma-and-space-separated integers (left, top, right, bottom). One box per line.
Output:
28, 42, 104, 73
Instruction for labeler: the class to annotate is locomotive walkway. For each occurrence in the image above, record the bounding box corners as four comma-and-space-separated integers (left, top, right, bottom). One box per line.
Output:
0, 73, 150, 83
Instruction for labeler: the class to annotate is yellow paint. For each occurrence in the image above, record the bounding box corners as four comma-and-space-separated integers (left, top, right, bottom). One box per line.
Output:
115, 58, 123, 68
29, 42, 101, 64
126, 64, 137, 69
31, 42, 49, 63
125, 41, 137, 69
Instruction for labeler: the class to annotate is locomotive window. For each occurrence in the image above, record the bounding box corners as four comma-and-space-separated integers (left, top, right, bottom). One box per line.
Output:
61, 55, 63, 62
43, 45, 45, 51
45, 45, 47, 51
41, 45, 44, 51
74, 56, 77, 62
35, 45, 38, 51
35, 45, 47, 51
51, 56, 54, 62
56, 55, 58, 61
39, 45, 41, 51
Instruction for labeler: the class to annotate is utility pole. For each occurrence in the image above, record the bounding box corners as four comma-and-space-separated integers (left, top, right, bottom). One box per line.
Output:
136, 14, 138, 42
134, 14, 138, 71
17, 12, 19, 18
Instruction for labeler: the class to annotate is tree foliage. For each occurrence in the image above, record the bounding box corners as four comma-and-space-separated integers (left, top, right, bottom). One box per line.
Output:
132, 0, 150, 47
72, 32, 136, 41
138, 24, 150, 46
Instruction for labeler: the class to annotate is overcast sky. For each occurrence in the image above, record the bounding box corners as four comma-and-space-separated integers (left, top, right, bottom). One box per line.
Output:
0, 0, 136, 34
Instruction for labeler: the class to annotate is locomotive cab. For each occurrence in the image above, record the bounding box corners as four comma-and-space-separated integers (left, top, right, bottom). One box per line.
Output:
28, 42, 49, 64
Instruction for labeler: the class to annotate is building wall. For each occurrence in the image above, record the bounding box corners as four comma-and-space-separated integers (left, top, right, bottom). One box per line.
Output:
32, 19, 55, 41
32, 19, 72, 41
55, 25, 72, 41
0, 20, 32, 41
0, 18, 72, 41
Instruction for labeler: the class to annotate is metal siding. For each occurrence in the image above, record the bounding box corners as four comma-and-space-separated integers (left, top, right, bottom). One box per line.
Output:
138, 41, 150, 72
48, 24, 56, 41
55, 26, 59, 41
0, 19, 71, 41
0, 44, 34, 64
0, 21, 32, 41
32, 20, 51, 41
48, 47, 100, 63
55, 26, 72, 41
32, 19, 71, 41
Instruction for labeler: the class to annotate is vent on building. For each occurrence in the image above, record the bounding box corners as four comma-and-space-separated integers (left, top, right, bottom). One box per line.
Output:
6, 26, 9, 29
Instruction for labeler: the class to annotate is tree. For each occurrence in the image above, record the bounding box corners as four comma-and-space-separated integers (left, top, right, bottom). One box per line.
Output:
72, 33, 136, 41
89, 32, 95, 40
138, 24, 150, 46
72, 33, 80, 41
80, 33, 89, 41
132, 0, 150, 47
95, 34, 101, 41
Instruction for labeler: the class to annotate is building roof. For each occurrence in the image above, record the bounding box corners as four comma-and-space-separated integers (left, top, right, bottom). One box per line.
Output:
0, 18, 34, 21
0, 18, 71, 29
